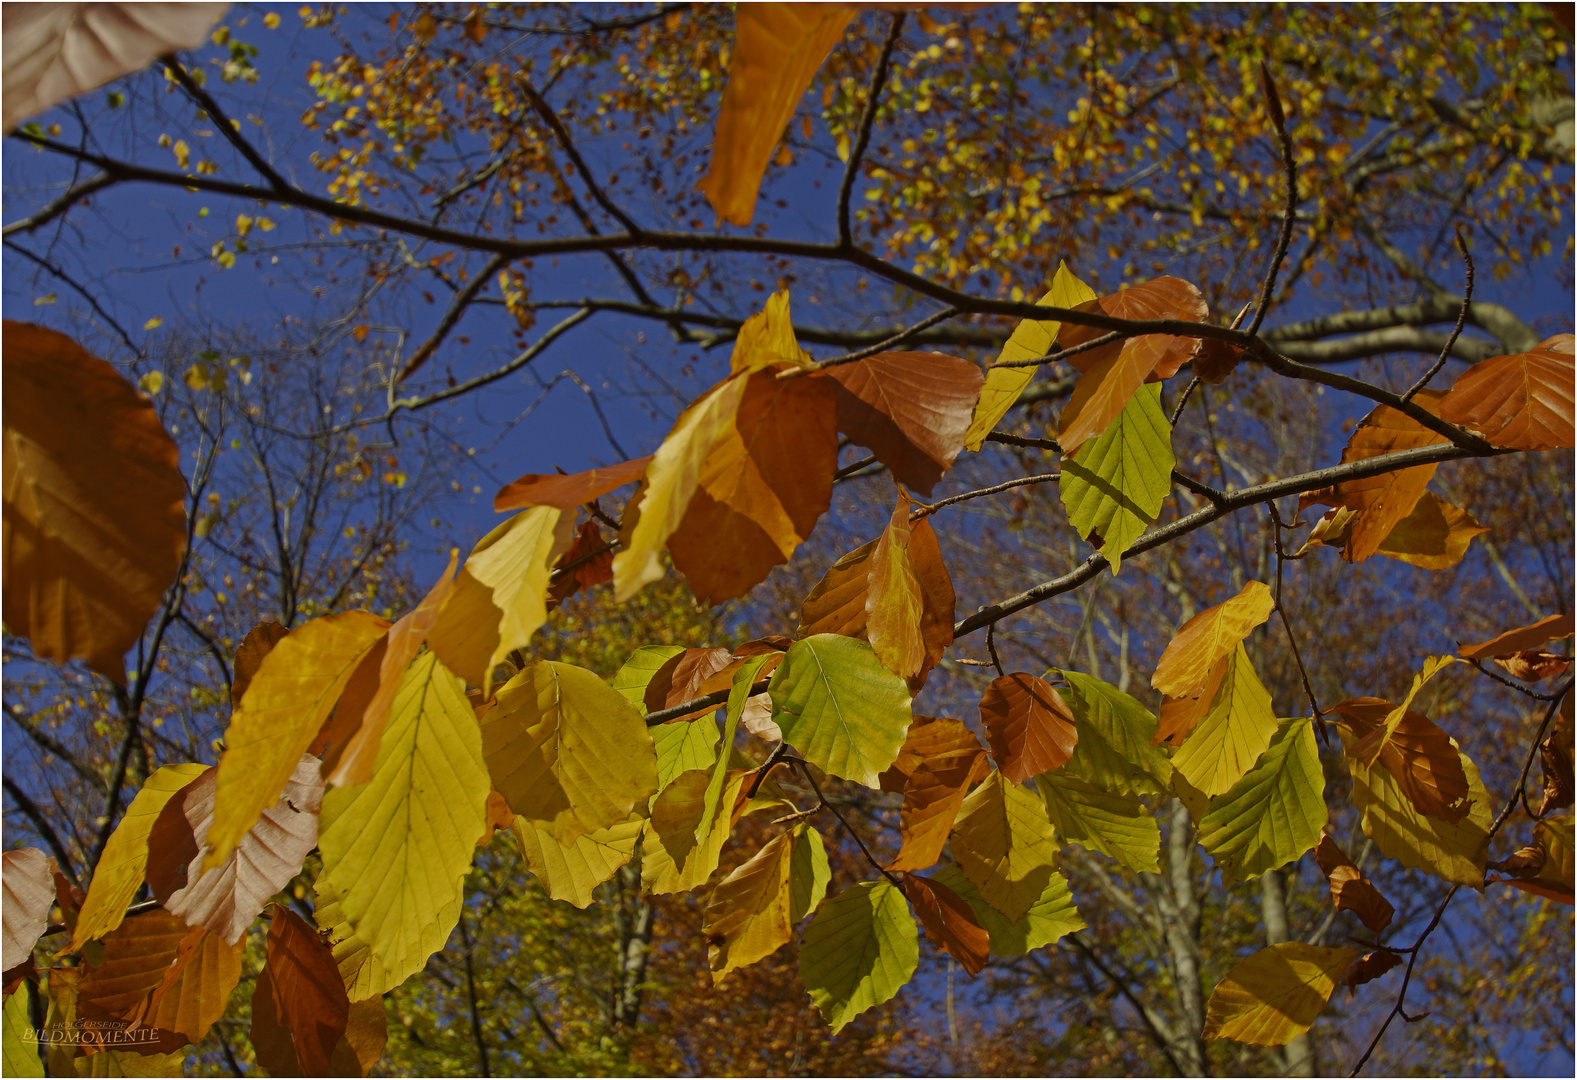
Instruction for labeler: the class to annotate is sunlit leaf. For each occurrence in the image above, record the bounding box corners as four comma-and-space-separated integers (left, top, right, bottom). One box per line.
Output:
1332, 695, 1471, 822
1151, 580, 1274, 699
2, 847, 54, 972
1197, 718, 1325, 884
143, 923, 244, 1044
1345, 654, 1460, 773
1488, 814, 1574, 904
698, 655, 774, 843
1057, 670, 1172, 797
1203, 942, 1361, 1046
1059, 383, 1174, 573
865, 487, 926, 679
1314, 832, 1394, 933
980, 672, 1078, 783
2, 321, 188, 681
1439, 334, 1575, 450
230, 621, 288, 707
74, 910, 188, 1052
251, 906, 353, 1076
951, 770, 1062, 923
1171, 644, 1279, 798
829, 351, 984, 494
796, 538, 876, 639
768, 634, 913, 788
798, 879, 918, 1034
2, 983, 42, 1077
512, 816, 643, 909
729, 289, 813, 373
1303, 492, 1488, 569
928, 862, 1084, 958
901, 872, 989, 977
1458, 612, 1575, 659
643, 769, 751, 895
493, 455, 652, 512
1035, 770, 1160, 874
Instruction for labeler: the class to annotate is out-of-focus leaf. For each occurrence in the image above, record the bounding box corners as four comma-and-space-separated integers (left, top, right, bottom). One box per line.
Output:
1035, 770, 1159, 874
1341, 949, 1403, 991
1197, 718, 1325, 884
1171, 644, 1279, 798
483, 659, 657, 845
1151, 580, 1274, 699
829, 351, 984, 494
980, 673, 1078, 783
1202, 943, 1361, 1046
1439, 333, 1575, 450
865, 487, 926, 679
207, 610, 389, 871
798, 879, 918, 1034
1057, 670, 1172, 797
887, 717, 989, 872
231, 621, 288, 707
965, 261, 1095, 449
768, 634, 912, 788
2, 847, 54, 972
1, 3, 229, 131
697, 3, 857, 225
951, 770, 1062, 923
2, 321, 188, 681
928, 862, 1084, 958
1313, 832, 1394, 933
901, 872, 989, 977
315, 651, 489, 999
2, 983, 42, 1077
1059, 383, 1174, 573
1493, 649, 1572, 682
493, 455, 651, 512
1458, 612, 1574, 659
512, 816, 643, 909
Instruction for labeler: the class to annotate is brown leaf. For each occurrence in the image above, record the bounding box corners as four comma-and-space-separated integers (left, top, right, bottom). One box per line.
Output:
1314, 832, 1395, 933
1155, 654, 1229, 747
251, 906, 351, 1077
902, 872, 990, 977
2, 321, 188, 682
146, 756, 323, 945
1341, 949, 1403, 991
493, 455, 652, 512
1537, 712, 1573, 816
1487, 815, 1574, 905
75, 909, 190, 1053
887, 718, 990, 872
2, 847, 54, 971
1493, 650, 1572, 682
829, 351, 984, 495
866, 487, 927, 680
1458, 612, 1575, 660
1057, 276, 1209, 379
979, 673, 1078, 782
1296, 391, 1450, 563
144, 924, 245, 1043
1193, 338, 1244, 384
908, 516, 956, 692
232, 621, 289, 708
1438, 334, 1575, 450
797, 539, 877, 638
1332, 699, 1471, 824
546, 520, 614, 609
644, 647, 736, 717
477, 790, 515, 847
667, 367, 839, 603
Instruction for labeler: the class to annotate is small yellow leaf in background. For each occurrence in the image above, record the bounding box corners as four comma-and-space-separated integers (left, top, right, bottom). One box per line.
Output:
32, 293, 56, 305
172, 140, 190, 168
143, 316, 164, 330
236, 213, 254, 236
1203, 942, 1361, 1045
263, 11, 281, 28
139, 371, 164, 395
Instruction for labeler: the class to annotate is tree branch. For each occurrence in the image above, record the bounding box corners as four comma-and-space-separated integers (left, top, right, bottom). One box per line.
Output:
837, 12, 905, 249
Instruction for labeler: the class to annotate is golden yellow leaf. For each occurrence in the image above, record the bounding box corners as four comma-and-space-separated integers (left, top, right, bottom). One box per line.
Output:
704, 823, 828, 985
730, 289, 813, 373
865, 487, 925, 679
1151, 580, 1274, 699
1170, 644, 1278, 798
950, 770, 1061, 923
2, 321, 188, 681
143, 923, 244, 1043
513, 816, 643, 908
1203, 942, 1361, 1046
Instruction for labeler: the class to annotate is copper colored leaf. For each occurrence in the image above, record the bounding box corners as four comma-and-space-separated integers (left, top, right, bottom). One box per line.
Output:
2, 848, 53, 972
3, 321, 188, 682
795, 539, 876, 639
1438, 334, 1575, 450
251, 907, 351, 1077
493, 455, 651, 512
667, 367, 839, 604
829, 351, 984, 495
1151, 581, 1274, 699
231, 621, 288, 708
1458, 612, 1575, 660
865, 487, 926, 680
1314, 832, 1394, 933
1058, 277, 1209, 379
697, 3, 856, 226
1332, 698, 1471, 823
901, 872, 989, 977
907, 516, 956, 691
1193, 338, 1243, 384
147, 756, 324, 945
74, 910, 188, 1045
1155, 654, 1229, 747
143, 924, 244, 1043
1493, 650, 1572, 682
1488, 814, 1574, 905
979, 673, 1078, 782
644, 647, 735, 718
547, 520, 613, 608
1341, 949, 1402, 990
887, 717, 989, 873
1536, 713, 1573, 816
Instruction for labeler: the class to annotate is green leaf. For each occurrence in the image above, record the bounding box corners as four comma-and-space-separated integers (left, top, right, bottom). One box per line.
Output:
699, 654, 773, 842
951, 770, 1062, 922
1059, 382, 1173, 574
769, 634, 912, 788
1035, 771, 1160, 874
798, 880, 918, 1033
616, 648, 722, 801
512, 816, 643, 909
1171, 644, 1279, 798
3, 983, 43, 1077
1057, 670, 1172, 797
789, 825, 831, 923
610, 645, 686, 706
929, 862, 1084, 957
1344, 728, 1493, 887
965, 262, 1096, 451
1198, 718, 1326, 885
314, 651, 490, 1000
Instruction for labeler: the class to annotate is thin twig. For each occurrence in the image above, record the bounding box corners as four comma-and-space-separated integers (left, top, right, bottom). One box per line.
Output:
1246, 61, 1297, 338
644, 678, 772, 727
834, 454, 880, 480
837, 13, 905, 249
397, 253, 512, 383
1, 171, 115, 237
985, 624, 1005, 677
1168, 377, 1201, 425
1400, 225, 1474, 404
792, 758, 900, 886
911, 473, 1060, 518
988, 329, 1124, 369
2, 776, 80, 885
1267, 502, 1326, 739
805, 306, 961, 371
516, 78, 643, 235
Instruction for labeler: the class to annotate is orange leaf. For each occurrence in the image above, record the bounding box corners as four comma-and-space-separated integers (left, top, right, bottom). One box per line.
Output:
1458, 612, 1575, 659
829, 351, 984, 494
75, 910, 191, 1053
1193, 338, 1244, 384
979, 673, 1078, 782
1439, 334, 1575, 450
887, 717, 989, 872
2, 321, 188, 682
866, 487, 927, 680
232, 621, 289, 708
1057, 276, 1209, 379
1155, 653, 1229, 747
1341, 949, 1402, 991
1330, 699, 1471, 823
144, 923, 245, 1043
1493, 650, 1572, 683
1151, 580, 1274, 699
493, 455, 652, 512
251, 906, 352, 1077
1314, 832, 1395, 934
696, 3, 858, 225
902, 872, 990, 977
796, 538, 876, 638
477, 789, 515, 847
668, 367, 839, 603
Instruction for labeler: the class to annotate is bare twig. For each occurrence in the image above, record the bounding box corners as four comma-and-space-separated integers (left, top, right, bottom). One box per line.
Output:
805, 306, 961, 371
792, 758, 900, 886
516, 78, 643, 235
2, 171, 115, 237
3, 775, 81, 885
1400, 226, 1474, 404
1267, 502, 1326, 738
838, 13, 905, 249
163, 57, 291, 192
911, 473, 1060, 518
1246, 61, 1297, 338
397, 253, 512, 383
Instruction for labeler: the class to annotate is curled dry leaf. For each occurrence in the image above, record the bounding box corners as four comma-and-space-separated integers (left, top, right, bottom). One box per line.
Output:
1493, 650, 1572, 683
829, 351, 984, 495
1439, 334, 1576, 451
1331, 698, 1471, 824
1341, 949, 1403, 992
645, 647, 736, 718
1487, 814, 1574, 905
546, 520, 614, 609
1536, 710, 1573, 816
493, 455, 651, 512
2, 321, 188, 682
1314, 832, 1394, 933
979, 673, 1079, 783
1302, 491, 1488, 569
729, 289, 814, 374
902, 872, 990, 977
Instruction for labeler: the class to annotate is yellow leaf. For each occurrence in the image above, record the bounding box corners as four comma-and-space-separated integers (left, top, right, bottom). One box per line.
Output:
1171, 644, 1279, 798
1352, 654, 1460, 769
697, 3, 857, 225
642, 768, 763, 895
315, 651, 490, 999
512, 816, 643, 908
143, 924, 245, 1043
142, 317, 163, 330
965, 261, 1095, 450
481, 660, 658, 846
205, 609, 388, 871
72, 763, 207, 949
704, 823, 828, 984
1203, 942, 1361, 1045
3, 322, 188, 681
1151, 580, 1274, 699
730, 289, 812, 373
137, 371, 164, 395
865, 487, 925, 679
950, 769, 1062, 923
427, 507, 571, 692
613, 375, 748, 600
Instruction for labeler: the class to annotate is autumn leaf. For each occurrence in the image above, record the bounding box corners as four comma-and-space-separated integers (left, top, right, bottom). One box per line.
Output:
1488, 814, 1573, 905
643, 769, 761, 895
1, 848, 53, 973
1458, 612, 1574, 659
901, 872, 989, 977
1156, 654, 1229, 747
1196, 718, 1326, 885
704, 823, 829, 985
1494, 649, 1572, 682
1057, 670, 1173, 797
1203, 942, 1362, 1046
1059, 383, 1174, 574
1151, 580, 1275, 699
697, 655, 774, 844
951, 769, 1062, 923
1439, 333, 1575, 450
798, 879, 918, 1035
729, 289, 814, 373
928, 862, 1084, 959
206, 609, 389, 872
231, 620, 288, 707
513, 816, 644, 909
865, 487, 926, 679
1343, 654, 1461, 774
2, 321, 188, 681
1035, 771, 1160, 874
768, 634, 913, 788
482, 659, 658, 845
494, 456, 652, 512
143, 923, 245, 1044
1341, 949, 1403, 991
645, 646, 735, 717
886, 717, 989, 873
73, 909, 191, 1052
1332, 696, 1471, 823
979, 673, 1078, 783
1301, 491, 1487, 569
965, 261, 1096, 450
697, 3, 857, 225
1314, 832, 1395, 933
1170, 644, 1279, 798
2, 985, 41, 1078
250, 906, 353, 1076
796, 538, 877, 638
546, 520, 613, 608
829, 351, 985, 494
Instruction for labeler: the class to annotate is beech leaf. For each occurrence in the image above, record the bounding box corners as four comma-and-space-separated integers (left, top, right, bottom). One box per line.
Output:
829, 351, 984, 495
901, 872, 990, 977
768, 634, 913, 788
951, 770, 1062, 923
798, 879, 918, 1034
250, 907, 352, 1077
1170, 644, 1279, 798
928, 862, 1084, 958
865, 487, 927, 680
512, 816, 643, 909
1059, 383, 1174, 574
1196, 718, 1326, 884
886, 717, 990, 873
1203, 942, 1361, 1046
1458, 612, 1574, 660
1439, 333, 1575, 450
493, 455, 651, 513
979, 672, 1079, 783
2, 847, 54, 972
1314, 832, 1395, 933
1151, 580, 1275, 699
